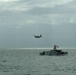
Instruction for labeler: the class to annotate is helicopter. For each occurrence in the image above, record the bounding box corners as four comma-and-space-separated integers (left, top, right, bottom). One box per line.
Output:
34, 34, 42, 38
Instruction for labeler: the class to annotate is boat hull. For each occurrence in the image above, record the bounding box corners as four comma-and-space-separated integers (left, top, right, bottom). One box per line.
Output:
40, 50, 68, 56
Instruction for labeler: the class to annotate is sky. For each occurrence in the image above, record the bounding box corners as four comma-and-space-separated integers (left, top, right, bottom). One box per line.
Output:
0, 0, 76, 48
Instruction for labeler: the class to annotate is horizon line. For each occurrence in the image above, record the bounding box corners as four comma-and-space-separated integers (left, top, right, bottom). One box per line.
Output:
0, 47, 76, 50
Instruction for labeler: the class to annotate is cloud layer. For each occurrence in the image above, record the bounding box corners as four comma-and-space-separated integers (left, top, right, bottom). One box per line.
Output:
0, 0, 76, 28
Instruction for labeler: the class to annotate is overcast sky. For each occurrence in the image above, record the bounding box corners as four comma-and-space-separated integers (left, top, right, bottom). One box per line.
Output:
0, 0, 76, 48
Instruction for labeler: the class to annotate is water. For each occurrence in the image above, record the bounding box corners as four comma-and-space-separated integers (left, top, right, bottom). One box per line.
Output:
0, 48, 76, 75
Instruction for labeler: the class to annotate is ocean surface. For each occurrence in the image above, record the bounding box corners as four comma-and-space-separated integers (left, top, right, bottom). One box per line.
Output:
0, 48, 76, 75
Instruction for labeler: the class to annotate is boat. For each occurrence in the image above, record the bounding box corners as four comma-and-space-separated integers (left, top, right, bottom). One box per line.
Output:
40, 49, 68, 56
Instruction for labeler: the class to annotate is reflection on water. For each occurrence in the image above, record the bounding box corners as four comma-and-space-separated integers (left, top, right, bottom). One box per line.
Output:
0, 49, 76, 75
